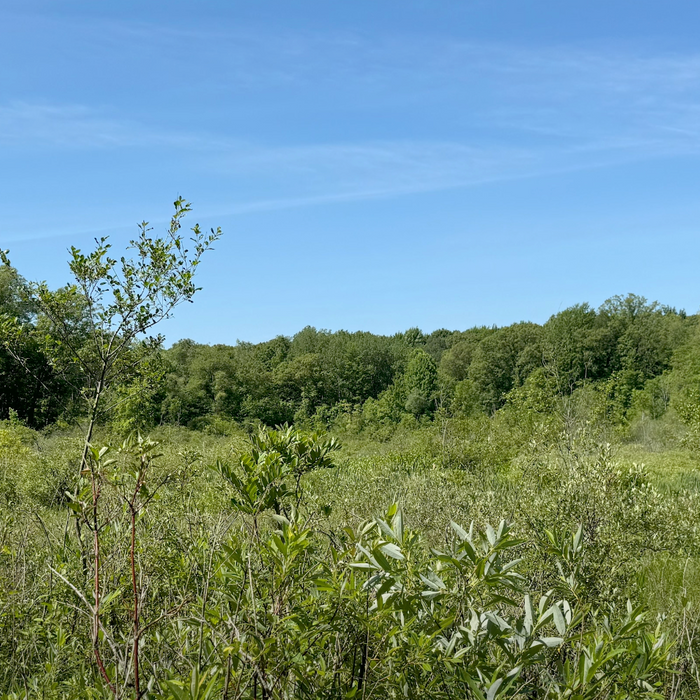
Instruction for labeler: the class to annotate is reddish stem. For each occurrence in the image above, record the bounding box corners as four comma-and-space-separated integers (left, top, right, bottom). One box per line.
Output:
131, 503, 140, 698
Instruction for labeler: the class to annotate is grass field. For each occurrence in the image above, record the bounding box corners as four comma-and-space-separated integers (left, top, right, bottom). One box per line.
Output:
2, 414, 700, 697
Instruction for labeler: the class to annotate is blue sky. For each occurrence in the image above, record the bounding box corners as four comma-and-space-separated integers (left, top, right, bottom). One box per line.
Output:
2, 0, 700, 344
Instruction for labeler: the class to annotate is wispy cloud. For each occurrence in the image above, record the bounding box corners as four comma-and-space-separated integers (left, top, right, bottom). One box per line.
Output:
206, 135, 697, 217
0, 102, 213, 149
3, 18, 700, 218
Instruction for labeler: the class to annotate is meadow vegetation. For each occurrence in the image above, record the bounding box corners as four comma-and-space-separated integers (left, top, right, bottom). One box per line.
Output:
2, 205, 700, 697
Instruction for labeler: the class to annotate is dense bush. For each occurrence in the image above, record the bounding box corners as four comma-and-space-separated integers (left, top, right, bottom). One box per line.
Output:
0, 420, 698, 698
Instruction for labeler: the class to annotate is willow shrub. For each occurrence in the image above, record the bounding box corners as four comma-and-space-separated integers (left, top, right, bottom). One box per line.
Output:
0, 424, 689, 698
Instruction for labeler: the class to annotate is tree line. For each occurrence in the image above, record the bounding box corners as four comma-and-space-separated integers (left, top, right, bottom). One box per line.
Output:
2, 248, 697, 434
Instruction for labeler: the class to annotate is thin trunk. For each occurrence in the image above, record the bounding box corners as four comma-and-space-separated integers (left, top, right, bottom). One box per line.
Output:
91, 466, 115, 694
81, 376, 104, 474
358, 629, 368, 699
76, 375, 106, 574
85, 370, 115, 695
131, 504, 140, 698
358, 594, 369, 700
223, 644, 232, 699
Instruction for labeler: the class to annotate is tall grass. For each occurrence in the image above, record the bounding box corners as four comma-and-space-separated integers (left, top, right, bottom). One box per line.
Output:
0, 416, 699, 697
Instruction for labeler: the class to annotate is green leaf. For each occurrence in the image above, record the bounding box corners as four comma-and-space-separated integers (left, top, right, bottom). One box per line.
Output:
523, 594, 534, 634
486, 678, 503, 700
451, 521, 469, 541
379, 543, 405, 560
539, 636, 563, 648
550, 603, 567, 636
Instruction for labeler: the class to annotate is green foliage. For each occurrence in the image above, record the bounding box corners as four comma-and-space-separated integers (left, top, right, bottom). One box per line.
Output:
542, 303, 602, 392
214, 424, 340, 514
505, 367, 557, 415
439, 327, 497, 385
1, 412, 698, 697
451, 378, 482, 417
162, 329, 406, 428
2, 199, 220, 442
403, 348, 438, 416
4, 234, 700, 696
112, 350, 172, 434
630, 372, 673, 422
0, 265, 81, 427
3, 269, 698, 439
469, 323, 543, 414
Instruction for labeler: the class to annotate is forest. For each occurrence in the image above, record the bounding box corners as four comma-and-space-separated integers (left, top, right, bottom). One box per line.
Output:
2, 206, 700, 698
